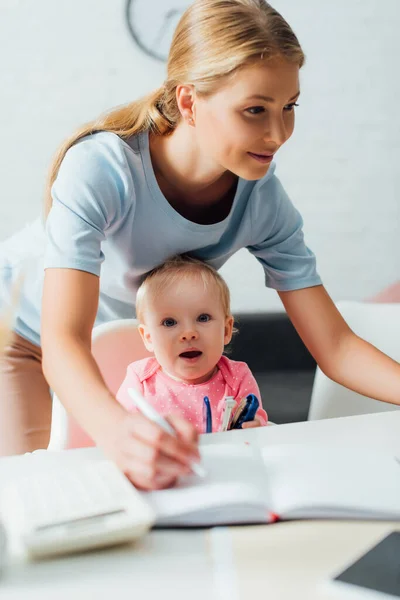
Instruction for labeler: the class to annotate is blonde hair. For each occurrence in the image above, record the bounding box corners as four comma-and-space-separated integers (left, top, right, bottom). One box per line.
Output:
135, 255, 232, 323
0, 318, 11, 356
44, 0, 304, 216
0, 276, 23, 355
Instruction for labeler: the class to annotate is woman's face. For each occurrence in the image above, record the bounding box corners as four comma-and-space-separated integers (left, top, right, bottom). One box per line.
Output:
193, 58, 300, 180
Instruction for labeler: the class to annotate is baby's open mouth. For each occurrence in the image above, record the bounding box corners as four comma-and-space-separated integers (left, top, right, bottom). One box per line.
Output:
179, 350, 202, 359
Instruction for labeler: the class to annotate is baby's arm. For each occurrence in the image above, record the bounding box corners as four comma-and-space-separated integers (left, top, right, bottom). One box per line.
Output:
116, 363, 144, 412
234, 365, 268, 427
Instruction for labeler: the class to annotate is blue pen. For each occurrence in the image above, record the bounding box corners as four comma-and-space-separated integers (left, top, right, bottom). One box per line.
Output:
230, 394, 260, 430
203, 396, 212, 433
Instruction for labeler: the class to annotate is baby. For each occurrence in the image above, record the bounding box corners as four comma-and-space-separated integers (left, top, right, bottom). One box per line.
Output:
116, 255, 268, 432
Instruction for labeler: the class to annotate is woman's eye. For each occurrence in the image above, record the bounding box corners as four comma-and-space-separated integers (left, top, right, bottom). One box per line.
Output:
162, 318, 177, 327
197, 314, 211, 323
245, 106, 265, 115
284, 102, 299, 112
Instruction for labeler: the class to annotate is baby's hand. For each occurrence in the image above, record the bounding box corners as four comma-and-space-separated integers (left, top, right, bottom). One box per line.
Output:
241, 418, 263, 429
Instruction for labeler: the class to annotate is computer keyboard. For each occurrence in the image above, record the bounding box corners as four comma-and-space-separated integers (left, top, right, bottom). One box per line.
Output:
0, 459, 155, 559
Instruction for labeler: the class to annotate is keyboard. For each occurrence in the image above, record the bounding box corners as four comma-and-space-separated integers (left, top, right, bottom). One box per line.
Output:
0, 459, 155, 559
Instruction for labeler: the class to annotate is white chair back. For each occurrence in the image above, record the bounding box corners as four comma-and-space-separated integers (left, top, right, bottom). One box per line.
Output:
48, 319, 153, 450
308, 302, 400, 420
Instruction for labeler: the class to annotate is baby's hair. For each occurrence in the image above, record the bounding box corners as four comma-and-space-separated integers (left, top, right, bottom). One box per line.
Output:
135, 255, 233, 323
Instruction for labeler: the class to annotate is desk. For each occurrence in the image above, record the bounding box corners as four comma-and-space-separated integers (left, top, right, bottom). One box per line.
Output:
1, 410, 399, 600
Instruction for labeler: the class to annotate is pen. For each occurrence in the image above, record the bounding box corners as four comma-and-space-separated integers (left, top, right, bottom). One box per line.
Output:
220, 396, 236, 432
203, 396, 212, 434
127, 387, 206, 478
230, 394, 260, 430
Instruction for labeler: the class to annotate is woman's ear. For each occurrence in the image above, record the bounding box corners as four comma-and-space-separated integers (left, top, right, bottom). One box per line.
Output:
224, 316, 234, 345
138, 324, 154, 352
176, 84, 196, 125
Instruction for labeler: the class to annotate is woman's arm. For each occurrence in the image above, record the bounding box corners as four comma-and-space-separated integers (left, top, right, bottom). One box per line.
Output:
278, 285, 400, 405
42, 269, 125, 438
41, 268, 199, 488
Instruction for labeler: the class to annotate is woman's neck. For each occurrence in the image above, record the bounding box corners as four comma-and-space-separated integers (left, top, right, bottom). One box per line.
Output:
149, 125, 237, 209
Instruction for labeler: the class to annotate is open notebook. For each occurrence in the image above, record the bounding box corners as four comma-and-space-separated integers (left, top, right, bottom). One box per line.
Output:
144, 443, 400, 527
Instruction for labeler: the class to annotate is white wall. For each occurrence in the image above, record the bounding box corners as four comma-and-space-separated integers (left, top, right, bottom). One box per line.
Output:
0, 0, 398, 312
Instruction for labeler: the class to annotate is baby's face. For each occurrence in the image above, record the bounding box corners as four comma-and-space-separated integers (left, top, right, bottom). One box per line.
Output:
139, 276, 233, 384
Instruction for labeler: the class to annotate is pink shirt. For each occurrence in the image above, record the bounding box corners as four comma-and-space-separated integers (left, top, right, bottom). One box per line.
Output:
116, 355, 268, 433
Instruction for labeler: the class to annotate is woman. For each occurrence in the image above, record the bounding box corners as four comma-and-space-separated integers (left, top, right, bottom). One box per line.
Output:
1, 0, 399, 489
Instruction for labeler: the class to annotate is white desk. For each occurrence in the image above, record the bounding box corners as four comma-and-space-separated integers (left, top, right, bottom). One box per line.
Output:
1, 410, 399, 600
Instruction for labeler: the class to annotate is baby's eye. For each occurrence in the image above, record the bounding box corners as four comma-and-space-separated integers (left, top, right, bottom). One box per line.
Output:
197, 314, 211, 323
162, 318, 177, 327
245, 106, 265, 115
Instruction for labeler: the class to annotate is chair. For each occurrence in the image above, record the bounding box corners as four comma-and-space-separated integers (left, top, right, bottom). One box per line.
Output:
367, 280, 400, 303
308, 301, 400, 420
48, 319, 153, 450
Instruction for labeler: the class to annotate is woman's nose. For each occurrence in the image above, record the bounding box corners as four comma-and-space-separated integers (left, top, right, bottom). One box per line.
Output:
265, 116, 288, 147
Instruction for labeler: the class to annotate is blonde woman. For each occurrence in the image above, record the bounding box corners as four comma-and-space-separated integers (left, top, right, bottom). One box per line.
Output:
0, 0, 399, 490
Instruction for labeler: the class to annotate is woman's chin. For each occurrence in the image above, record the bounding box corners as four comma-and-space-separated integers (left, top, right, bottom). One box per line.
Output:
232, 161, 272, 181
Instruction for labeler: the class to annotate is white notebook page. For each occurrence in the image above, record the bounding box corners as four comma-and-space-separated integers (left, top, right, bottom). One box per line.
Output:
145, 444, 270, 525
262, 445, 400, 519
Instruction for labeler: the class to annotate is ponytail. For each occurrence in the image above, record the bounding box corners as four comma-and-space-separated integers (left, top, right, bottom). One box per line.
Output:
44, 85, 176, 216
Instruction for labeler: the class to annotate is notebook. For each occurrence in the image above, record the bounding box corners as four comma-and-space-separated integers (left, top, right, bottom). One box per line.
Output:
143, 443, 400, 527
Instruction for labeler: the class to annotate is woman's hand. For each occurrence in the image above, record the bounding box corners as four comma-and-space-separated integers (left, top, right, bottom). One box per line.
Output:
98, 411, 200, 490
